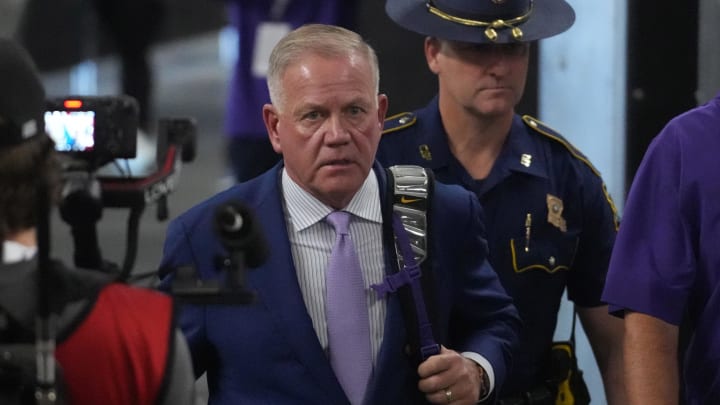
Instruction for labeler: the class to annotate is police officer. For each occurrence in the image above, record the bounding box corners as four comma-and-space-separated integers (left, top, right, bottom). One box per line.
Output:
377, 1, 626, 404
0, 38, 194, 405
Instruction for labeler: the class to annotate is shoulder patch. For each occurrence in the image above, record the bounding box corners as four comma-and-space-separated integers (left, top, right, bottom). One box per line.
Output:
383, 112, 416, 135
522, 115, 620, 230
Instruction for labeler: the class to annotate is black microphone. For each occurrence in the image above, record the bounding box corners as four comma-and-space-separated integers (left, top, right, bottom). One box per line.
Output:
213, 201, 269, 268
216, 204, 245, 233
169, 201, 267, 306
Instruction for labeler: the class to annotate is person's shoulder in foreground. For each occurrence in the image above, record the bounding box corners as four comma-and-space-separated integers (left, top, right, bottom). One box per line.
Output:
54, 265, 195, 405
0, 37, 195, 405
602, 91, 720, 320
602, 92, 720, 404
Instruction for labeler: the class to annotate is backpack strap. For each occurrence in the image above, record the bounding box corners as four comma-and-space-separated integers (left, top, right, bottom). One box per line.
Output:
371, 165, 439, 361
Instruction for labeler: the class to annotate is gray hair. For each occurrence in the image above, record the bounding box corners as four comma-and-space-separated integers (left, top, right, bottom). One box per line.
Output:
266, 24, 380, 111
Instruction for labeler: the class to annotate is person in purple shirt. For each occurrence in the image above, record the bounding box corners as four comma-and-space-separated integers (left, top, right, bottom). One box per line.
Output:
223, 0, 354, 182
602, 91, 720, 405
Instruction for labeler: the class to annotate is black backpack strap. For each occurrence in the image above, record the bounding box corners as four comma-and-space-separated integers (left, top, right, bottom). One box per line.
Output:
372, 165, 439, 362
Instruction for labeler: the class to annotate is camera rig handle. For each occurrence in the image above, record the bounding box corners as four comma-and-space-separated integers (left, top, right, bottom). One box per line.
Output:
58, 172, 105, 271
99, 118, 196, 281
59, 118, 196, 282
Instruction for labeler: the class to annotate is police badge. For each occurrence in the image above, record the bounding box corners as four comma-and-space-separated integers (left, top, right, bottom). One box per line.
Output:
546, 194, 567, 232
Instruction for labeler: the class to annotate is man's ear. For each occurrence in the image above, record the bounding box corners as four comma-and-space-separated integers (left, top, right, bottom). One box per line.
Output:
262, 104, 282, 153
377, 93, 389, 128
425, 37, 441, 75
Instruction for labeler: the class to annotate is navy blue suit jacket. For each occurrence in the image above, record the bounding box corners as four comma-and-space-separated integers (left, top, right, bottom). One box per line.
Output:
159, 162, 519, 404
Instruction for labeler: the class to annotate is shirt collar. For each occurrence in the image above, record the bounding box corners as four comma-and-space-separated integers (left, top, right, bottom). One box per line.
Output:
281, 168, 383, 232
498, 115, 548, 179
3, 240, 37, 264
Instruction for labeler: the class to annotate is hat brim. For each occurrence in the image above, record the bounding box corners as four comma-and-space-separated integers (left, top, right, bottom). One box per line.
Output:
386, 0, 575, 44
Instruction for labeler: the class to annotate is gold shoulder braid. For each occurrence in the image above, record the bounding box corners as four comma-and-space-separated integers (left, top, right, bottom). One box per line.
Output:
383, 112, 417, 135
522, 115, 620, 231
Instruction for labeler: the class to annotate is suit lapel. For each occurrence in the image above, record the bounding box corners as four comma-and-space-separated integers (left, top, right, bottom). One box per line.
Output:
244, 166, 347, 402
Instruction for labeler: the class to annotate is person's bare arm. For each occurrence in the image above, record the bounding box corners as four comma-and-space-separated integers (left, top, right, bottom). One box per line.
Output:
623, 311, 680, 405
577, 305, 627, 405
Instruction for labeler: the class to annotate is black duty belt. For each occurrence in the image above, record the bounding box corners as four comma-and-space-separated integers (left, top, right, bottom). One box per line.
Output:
499, 384, 554, 405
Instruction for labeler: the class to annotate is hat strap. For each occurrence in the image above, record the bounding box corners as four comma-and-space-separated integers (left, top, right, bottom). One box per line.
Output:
425, 0, 533, 41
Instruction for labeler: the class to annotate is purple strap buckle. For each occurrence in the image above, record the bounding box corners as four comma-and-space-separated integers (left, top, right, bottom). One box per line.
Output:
371, 264, 421, 297
421, 343, 441, 359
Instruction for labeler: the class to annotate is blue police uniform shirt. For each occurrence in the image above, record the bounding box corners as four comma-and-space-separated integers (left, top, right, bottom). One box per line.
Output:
377, 96, 618, 394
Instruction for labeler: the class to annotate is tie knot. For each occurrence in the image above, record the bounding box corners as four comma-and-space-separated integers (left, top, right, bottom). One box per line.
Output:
326, 211, 351, 235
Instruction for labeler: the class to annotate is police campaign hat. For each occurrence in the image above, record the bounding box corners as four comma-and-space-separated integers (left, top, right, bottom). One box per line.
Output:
386, 0, 575, 44
0, 38, 46, 148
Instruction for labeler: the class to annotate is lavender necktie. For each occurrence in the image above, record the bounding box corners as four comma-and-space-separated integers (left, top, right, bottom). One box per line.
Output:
325, 211, 372, 405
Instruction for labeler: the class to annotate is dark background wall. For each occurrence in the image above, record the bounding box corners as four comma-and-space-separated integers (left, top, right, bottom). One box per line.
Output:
15, 0, 227, 71
14, 0, 538, 116
624, 1, 699, 192
353, 0, 437, 114
698, 0, 720, 104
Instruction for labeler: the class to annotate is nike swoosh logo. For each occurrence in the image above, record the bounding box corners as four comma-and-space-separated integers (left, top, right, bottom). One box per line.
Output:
399, 196, 421, 204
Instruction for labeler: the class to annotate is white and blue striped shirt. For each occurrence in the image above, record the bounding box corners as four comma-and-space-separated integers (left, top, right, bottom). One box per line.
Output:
281, 169, 387, 364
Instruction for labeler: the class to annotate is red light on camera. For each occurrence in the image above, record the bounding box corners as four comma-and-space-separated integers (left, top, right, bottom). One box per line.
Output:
63, 99, 83, 109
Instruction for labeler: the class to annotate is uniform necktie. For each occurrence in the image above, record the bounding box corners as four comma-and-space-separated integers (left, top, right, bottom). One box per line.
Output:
325, 211, 372, 404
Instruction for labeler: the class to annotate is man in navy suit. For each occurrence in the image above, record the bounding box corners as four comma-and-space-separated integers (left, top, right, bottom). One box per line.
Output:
159, 24, 520, 405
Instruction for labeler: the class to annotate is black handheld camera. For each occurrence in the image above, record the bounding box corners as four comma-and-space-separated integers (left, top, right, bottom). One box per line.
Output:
44, 95, 138, 168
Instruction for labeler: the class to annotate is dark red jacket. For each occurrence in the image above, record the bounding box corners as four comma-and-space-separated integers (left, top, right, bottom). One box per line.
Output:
55, 283, 174, 405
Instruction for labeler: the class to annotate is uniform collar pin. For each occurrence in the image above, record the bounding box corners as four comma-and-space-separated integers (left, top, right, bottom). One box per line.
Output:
419, 144, 433, 161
